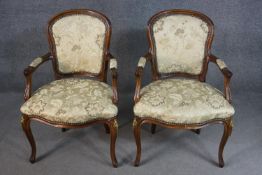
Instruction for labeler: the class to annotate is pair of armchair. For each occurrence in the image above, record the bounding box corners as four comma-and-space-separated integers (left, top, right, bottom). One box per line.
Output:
20, 9, 235, 168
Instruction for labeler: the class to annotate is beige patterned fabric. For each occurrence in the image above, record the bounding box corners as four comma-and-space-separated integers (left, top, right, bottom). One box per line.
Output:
216, 59, 227, 69
51, 15, 106, 74
152, 15, 209, 74
109, 58, 117, 69
30, 57, 43, 67
138, 57, 147, 68
20, 78, 117, 124
134, 79, 234, 124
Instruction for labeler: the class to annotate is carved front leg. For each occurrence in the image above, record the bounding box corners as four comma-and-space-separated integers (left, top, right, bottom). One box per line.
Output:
107, 118, 118, 167
133, 117, 142, 166
21, 115, 36, 163
218, 118, 233, 167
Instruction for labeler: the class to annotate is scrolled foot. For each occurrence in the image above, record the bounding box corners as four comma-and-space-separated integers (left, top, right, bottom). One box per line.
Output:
219, 161, 224, 168
112, 160, 118, 168
134, 160, 140, 167
30, 156, 36, 164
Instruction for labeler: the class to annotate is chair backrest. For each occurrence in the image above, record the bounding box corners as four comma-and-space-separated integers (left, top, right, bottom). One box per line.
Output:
148, 9, 214, 81
48, 9, 111, 79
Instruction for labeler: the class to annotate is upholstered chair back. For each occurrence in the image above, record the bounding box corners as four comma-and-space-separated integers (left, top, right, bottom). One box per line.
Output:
150, 13, 212, 75
48, 11, 110, 74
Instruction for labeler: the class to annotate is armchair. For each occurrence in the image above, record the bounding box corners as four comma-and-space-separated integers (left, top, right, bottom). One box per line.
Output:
20, 9, 118, 167
133, 9, 235, 167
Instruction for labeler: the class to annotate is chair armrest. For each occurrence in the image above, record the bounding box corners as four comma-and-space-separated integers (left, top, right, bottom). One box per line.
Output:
209, 54, 232, 78
134, 54, 150, 103
109, 58, 117, 69
24, 52, 52, 76
108, 54, 118, 104
23, 52, 52, 101
208, 54, 233, 103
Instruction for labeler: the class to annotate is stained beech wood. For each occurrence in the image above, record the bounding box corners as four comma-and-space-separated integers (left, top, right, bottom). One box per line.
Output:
151, 124, 156, 134
108, 53, 118, 104
108, 118, 118, 167
104, 123, 110, 134
218, 119, 233, 168
21, 115, 36, 163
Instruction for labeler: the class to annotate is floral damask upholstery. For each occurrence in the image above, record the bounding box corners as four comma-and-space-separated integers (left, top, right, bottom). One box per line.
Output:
134, 79, 235, 124
51, 15, 106, 73
109, 58, 117, 69
20, 78, 118, 124
138, 57, 147, 68
216, 59, 227, 69
153, 15, 209, 74
29, 57, 43, 67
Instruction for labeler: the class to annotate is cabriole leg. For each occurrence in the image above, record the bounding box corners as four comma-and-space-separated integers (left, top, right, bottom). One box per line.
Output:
108, 118, 118, 167
218, 118, 233, 168
133, 117, 142, 166
21, 115, 36, 163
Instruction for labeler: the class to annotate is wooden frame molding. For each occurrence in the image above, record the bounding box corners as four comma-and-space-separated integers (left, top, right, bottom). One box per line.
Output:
21, 9, 118, 168
133, 9, 234, 167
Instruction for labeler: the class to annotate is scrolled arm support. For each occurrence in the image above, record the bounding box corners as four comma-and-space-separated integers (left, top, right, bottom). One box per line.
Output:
208, 54, 233, 103
24, 52, 52, 76
134, 55, 150, 103
24, 52, 52, 101
108, 54, 118, 104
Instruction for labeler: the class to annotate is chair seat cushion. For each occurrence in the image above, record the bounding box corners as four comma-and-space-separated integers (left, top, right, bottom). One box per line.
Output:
134, 79, 235, 124
20, 78, 118, 124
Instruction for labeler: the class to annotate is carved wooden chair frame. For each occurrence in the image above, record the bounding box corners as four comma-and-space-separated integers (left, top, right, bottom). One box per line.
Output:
21, 9, 118, 167
133, 9, 233, 167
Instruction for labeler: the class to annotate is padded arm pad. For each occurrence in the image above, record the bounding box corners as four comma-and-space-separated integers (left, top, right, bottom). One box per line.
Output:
24, 53, 51, 76
29, 57, 44, 67
137, 57, 147, 68
216, 59, 227, 70
109, 58, 117, 69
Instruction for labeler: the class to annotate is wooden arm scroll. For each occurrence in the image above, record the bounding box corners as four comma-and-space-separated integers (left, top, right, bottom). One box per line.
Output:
208, 54, 233, 103
108, 53, 118, 104
24, 52, 52, 101
24, 52, 52, 76
134, 53, 151, 103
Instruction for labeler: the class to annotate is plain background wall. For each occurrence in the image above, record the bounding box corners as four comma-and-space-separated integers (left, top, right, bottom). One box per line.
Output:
1, 0, 262, 95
